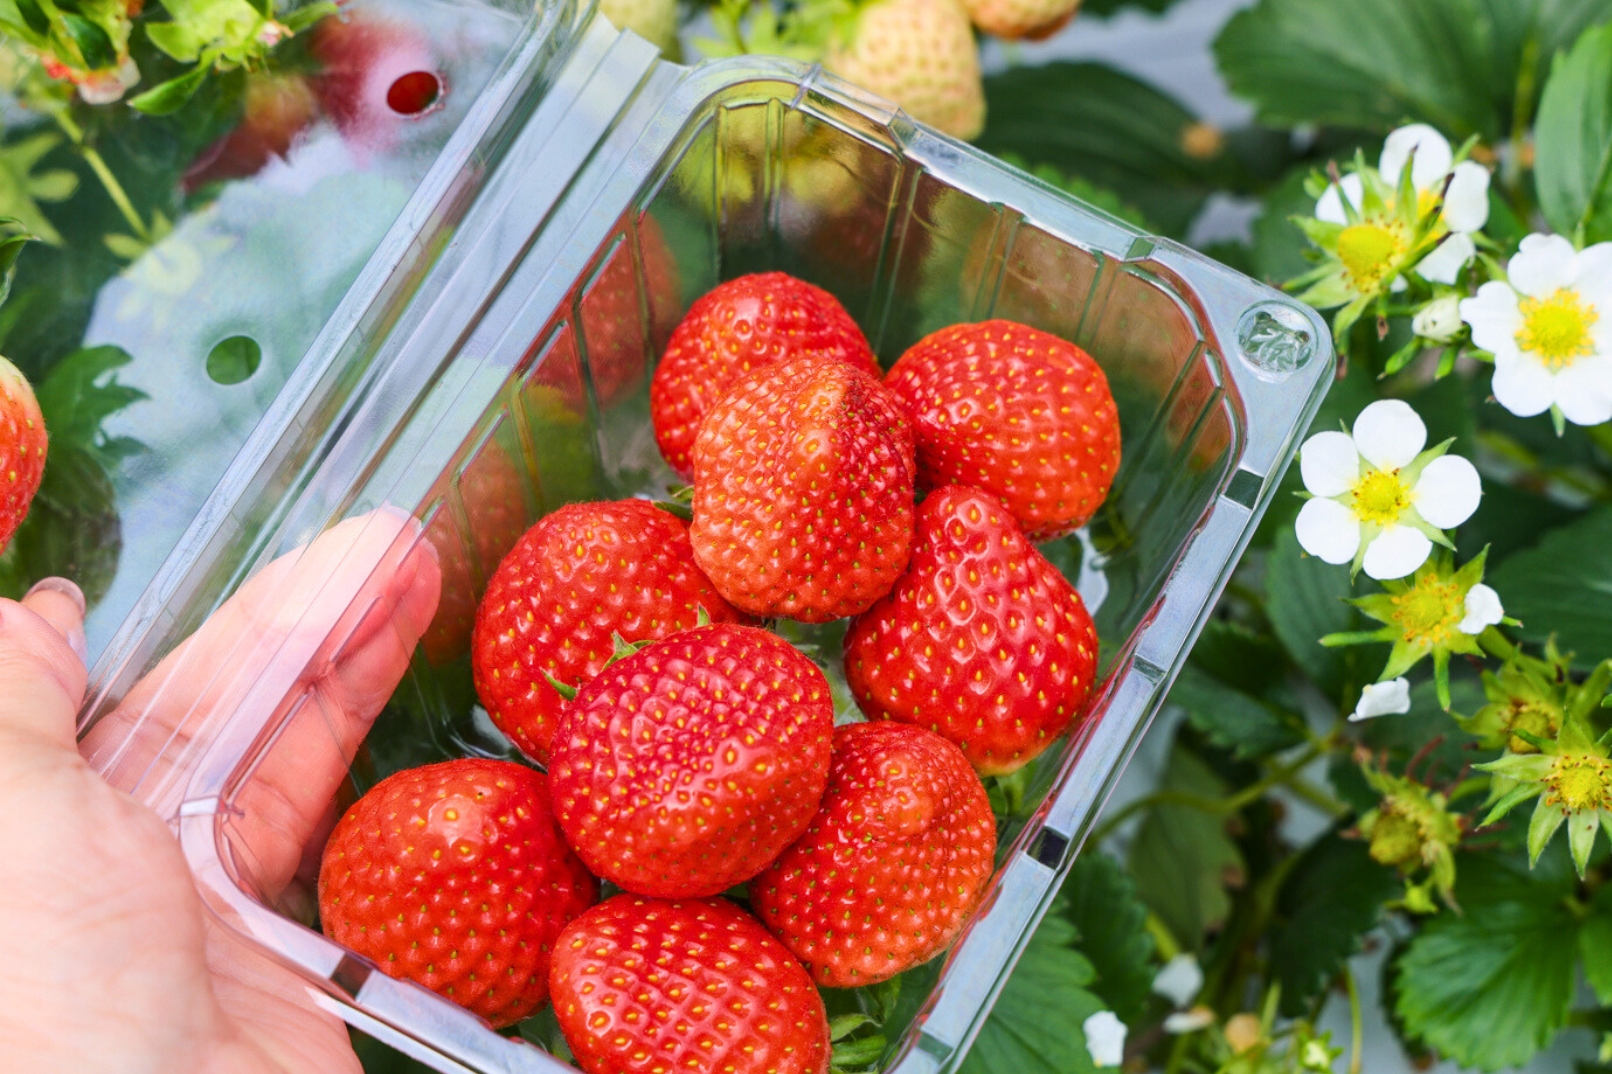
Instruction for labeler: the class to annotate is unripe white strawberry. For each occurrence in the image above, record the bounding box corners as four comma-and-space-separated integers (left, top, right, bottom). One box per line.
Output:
599, 0, 681, 58
824, 0, 985, 141
961, 0, 1080, 40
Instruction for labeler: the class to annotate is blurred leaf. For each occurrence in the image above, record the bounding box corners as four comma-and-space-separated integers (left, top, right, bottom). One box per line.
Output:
1128, 745, 1244, 948
1456, 480, 1583, 567
1249, 168, 1315, 287
0, 447, 120, 603
1061, 852, 1157, 1023
0, 131, 78, 245
1534, 22, 1612, 245
1491, 507, 1612, 664
349, 1028, 437, 1073
0, 218, 37, 308
60, 12, 116, 68
1269, 831, 1398, 1015
957, 907, 1105, 1074
1169, 661, 1306, 761
146, 19, 206, 62
129, 66, 210, 116
1189, 618, 1288, 697
1082, 0, 1184, 12
978, 62, 1238, 236
1265, 527, 1359, 703
996, 153, 1152, 230
1477, 0, 1612, 129
1358, 677, 1485, 784
1394, 853, 1578, 1071
1406, 370, 1475, 450
1581, 883, 1612, 1006
1216, 0, 1498, 138
33, 344, 146, 468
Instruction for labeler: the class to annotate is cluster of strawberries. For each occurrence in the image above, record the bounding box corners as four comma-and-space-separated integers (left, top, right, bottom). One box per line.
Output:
317, 273, 1121, 1074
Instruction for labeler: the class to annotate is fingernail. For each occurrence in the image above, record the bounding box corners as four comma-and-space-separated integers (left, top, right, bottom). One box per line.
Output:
26, 577, 86, 617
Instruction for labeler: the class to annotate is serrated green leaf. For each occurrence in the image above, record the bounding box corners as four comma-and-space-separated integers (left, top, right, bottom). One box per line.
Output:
1060, 852, 1156, 1024
1128, 745, 1244, 947
1188, 619, 1289, 698
957, 906, 1106, 1074
1268, 831, 1398, 1015
1265, 526, 1360, 703
128, 65, 209, 115
32, 345, 145, 470
977, 62, 1237, 236
1169, 661, 1307, 761
1394, 853, 1578, 1071
0, 132, 71, 245
1534, 22, 1612, 245
145, 18, 204, 61
1491, 507, 1612, 667
1215, 0, 1498, 138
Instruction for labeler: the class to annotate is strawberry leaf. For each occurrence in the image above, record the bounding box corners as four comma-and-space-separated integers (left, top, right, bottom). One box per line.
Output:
31, 344, 146, 470
1060, 852, 1157, 1025
1127, 744, 1244, 948
129, 66, 210, 116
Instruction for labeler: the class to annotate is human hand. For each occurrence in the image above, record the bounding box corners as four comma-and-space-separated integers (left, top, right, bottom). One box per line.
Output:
0, 509, 440, 1074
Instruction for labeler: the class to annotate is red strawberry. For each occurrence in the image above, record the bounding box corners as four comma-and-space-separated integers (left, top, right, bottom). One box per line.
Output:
650, 272, 879, 477
751, 721, 995, 987
690, 356, 915, 622
884, 319, 1121, 539
182, 73, 319, 192
548, 623, 834, 898
472, 500, 744, 765
843, 485, 1098, 774
317, 758, 597, 1027
550, 895, 830, 1074
421, 441, 529, 666
0, 357, 46, 555
309, 13, 441, 149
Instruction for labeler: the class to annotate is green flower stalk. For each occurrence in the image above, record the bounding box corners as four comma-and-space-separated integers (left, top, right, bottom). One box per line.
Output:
1479, 714, 1612, 878
1321, 549, 1507, 710
1355, 764, 1463, 913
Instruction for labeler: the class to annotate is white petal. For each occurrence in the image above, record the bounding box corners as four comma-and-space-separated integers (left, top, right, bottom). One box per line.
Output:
1412, 295, 1464, 342
1415, 233, 1475, 285
1351, 677, 1413, 721
1363, 524, 1432, 580
1352, 399, 1426, 470
1459, 583, 1504, 634
1571, 244, 1612, 310
1152, 955, 1203, 1008
1508, 233, 1578, 298
1315, 173, 1365, 225
1491, 353, 1556, 417
1442, 162, 1491, 232
1412, 454, 1482, 529
1163, 1008, 1215, 1034
1083, 1011, 1127, 1068
1381, 124, 1452, 189
1296, 497, 1362, 565
1460, 282, 1523, 355
1554, 357, 1612, 426
1299, 430, 1361, 496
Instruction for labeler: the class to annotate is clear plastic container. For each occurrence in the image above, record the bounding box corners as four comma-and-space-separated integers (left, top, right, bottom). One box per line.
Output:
78, 13, 1335, 1074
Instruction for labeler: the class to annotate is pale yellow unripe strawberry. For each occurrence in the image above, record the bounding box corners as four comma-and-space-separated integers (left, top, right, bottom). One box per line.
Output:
824, 0, 985, 141
599, 0, 680, 59
961, 0, 1080, 40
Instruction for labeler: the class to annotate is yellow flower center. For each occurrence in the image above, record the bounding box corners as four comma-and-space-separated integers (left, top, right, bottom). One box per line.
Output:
1545, 753, 1612, 813
1337, 220, 1409, 293
1515, 288, 1600, 369
1390, 577, 1462, 649
1351, 469, 1411, 526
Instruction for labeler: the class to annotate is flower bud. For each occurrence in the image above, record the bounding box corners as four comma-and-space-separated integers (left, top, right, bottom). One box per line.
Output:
1413, 294, 1463, 342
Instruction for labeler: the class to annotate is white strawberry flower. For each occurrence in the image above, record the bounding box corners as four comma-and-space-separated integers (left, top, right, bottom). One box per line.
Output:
1459, 235, 1612, 426
1295, 400, 1482, 580
1316, 124, 1490, 284
1083, 1011, 1126, 1068
1458, 583, 1504, 634
1152, 954, 1203, 1008
1351, 677, 1412, 722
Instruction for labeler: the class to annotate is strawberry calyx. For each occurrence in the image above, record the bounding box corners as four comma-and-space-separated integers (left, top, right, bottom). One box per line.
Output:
540, 608, 715, 699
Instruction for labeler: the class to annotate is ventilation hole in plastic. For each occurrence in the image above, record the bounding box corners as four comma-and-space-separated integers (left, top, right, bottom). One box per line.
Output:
206, 336, 261, 385
387, 71, 441, 115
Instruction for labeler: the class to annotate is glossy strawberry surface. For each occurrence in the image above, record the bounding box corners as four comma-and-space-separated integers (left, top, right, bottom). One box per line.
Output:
690, 356, 915, 623
844, 485, 1099, 774
548, 623, 834, 898
551, 895, 830, 1074
884, 319, 1120, 539
650, 272, 878, 477
318, 759, 597, 1027
471, 500, 743, 765
0, 356, 45, 555
751, 721, 995, 987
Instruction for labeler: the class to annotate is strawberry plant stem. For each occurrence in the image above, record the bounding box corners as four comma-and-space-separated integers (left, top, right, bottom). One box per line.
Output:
54, 111, 149, 242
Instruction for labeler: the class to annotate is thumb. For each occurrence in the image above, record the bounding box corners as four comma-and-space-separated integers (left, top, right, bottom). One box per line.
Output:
0, 578, 87, 754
